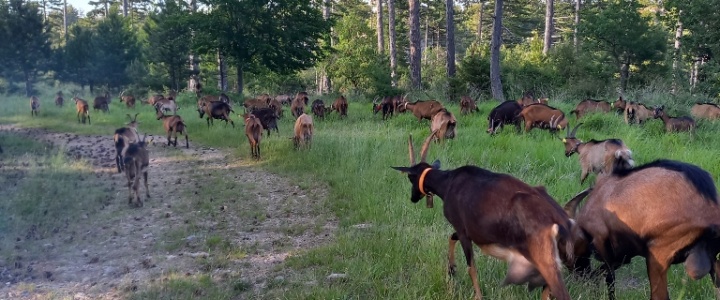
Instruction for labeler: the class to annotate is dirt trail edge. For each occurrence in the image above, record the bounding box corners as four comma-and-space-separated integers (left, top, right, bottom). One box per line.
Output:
0, 125, 336, 299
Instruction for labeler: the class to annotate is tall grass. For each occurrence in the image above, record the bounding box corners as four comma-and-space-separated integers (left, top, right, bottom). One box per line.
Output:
2, 89, 720, 299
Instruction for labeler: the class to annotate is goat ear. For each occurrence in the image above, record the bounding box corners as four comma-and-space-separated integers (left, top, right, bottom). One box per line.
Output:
391, 166, 414, 174
431, 160, 441, 169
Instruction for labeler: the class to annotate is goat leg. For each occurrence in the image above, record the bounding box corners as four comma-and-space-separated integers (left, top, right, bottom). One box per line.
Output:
143, 170, 149, 199
646, 256, 670, 300
448, 232, 458, 276
458, 236, 482, 300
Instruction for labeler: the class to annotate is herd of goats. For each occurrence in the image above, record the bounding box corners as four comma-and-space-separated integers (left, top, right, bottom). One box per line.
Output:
22, 88, 720, 299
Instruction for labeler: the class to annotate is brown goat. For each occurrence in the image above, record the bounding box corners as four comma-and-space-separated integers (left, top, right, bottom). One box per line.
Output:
291, 93, 308, 118
93, 92, 111, 113
30, 96, 40, 117
565, 160, 720, 300
430, 110, 457, 142
624, 102, 653, 124
199, 101, 235, 128
55, 91, 64, 107
119, 91, 136, 109
154, 98, 178, 115
570, 99, 611, 119
402, 100, 446, 122
123, 134, 151, 207
146, 94, 165, 106
612, 96, 627, 114
197, 94, 231, 112
293, 113, 314, 150
156, 109, 188, 148
311, 99, 331, 119
561, 123, 634, 185
517, 104, 568, 133
113, 113, 140, 173
459, 96, 479, 115
392, 132, 574, 300
74, 97, 90, 124
653, 105, 696, 133
269, 98, 283, 118
244, 114, 263, 159
243, 97, 270, 112
331, 95, 349, 117
691, 102, 720, 120
275, 94, 293, 106
373, 96, 396, 120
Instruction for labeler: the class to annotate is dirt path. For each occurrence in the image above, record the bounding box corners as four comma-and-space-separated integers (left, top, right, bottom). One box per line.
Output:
0, 125, 336, 299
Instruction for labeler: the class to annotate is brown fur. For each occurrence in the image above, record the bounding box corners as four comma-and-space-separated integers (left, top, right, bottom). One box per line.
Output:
123, 135, 150, 207
244, 97, 270, 112
402, 100, 446, 122
269, 98, 283, 118
113, 113, 140, 173
331, 96, 349, 117
517, 104, 568, 133
291, 92, 309, 118
691, 103, 720, 120
244, 114, 263, 159
571, 99, 611, 119
624, 102, 653, 124
562, 124, 634, 185
55, 91, 64, 107
156, 110, 188, 148
653, 105, 695, 133
145, 94, 165, 106
74, 97, 90, 124
311, 99, 331, 119
199, 101, 235, 128
293, 113, 314, 150
30, 96, 40, 117
93, 92, 110, 113
119, 91, 136, 109
612, 96, 627, 114
373, 96, 397, 120
430, 110, 457, 142
459, 96, 479, 115
275, 94, 292, 106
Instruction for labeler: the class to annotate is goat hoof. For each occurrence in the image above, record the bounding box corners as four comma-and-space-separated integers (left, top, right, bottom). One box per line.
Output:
448, 265, 457, 276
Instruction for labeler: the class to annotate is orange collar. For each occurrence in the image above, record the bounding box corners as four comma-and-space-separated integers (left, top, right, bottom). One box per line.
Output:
418, 168, 432, 195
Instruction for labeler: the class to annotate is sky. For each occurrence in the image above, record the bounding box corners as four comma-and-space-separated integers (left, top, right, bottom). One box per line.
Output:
67, 0, 93, 15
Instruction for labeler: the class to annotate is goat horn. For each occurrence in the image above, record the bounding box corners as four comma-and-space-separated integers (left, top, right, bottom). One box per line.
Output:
419, 130, 438, 163
564, 188, 592, 218
570, 123, 583, 138
126, 114, 132, 120
408, 135, 416, 165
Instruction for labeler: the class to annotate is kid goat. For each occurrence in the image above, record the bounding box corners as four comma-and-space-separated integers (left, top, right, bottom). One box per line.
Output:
561, 123, 634, 184
392, 132, 574, 300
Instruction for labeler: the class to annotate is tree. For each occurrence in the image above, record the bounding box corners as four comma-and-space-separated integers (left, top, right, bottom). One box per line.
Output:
408, 0, 421, 88
580, 0, 666, 93
59, 25, 93, 90
574, 0, 580, 50
543, 0, 553, 55
445, 0, 455, 77
376, 0, 384, 54
0, 0, 52, 96
388, 0, 398, 86
489, 0, 504, 100
89, 11, 140, 92
144, 0, 191, 91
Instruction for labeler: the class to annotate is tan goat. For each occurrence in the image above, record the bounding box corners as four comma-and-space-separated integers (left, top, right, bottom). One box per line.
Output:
624, 102, 653, 124
561, 123, 634, 184
74, 97, 91, 124
430, 110, 457, 142
293, 113, 314, 150
113, 113, 141, 173
123, 134, 151, 207
244, 114, 263, 159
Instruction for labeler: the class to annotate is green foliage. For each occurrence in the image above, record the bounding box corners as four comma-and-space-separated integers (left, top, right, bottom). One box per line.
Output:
143, 0, 192, 91
90, 11, 141, 90
58, 25, 94, 89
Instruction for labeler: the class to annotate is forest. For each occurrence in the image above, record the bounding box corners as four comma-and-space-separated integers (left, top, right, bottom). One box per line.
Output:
1, 0, 718, 102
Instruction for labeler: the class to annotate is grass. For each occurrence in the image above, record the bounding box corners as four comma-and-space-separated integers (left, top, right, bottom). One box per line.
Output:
3, 88, 720, 299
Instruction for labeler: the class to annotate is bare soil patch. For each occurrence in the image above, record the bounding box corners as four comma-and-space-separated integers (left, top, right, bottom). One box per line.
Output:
0, 125, 336, 299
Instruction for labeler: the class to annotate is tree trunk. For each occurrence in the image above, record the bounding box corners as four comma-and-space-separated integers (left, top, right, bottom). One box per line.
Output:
217, 49, 227, 92
620, 60, 629, 94
409, 0, 422, 89
478, 2, 484, 41
63, 0, 68, 42
376, 0, 384, 54
388, 0, 397, 87
490, 0, 504, 101
322, 0, 332, 93
543, 0, 554, 55
446, 0, 455, 77
123, 0, 128, 17
187, 0, 200, 93
423, 16, 428, 61
104, 1, 109, 17
41, 0, 47, 22
573, 0, 580, 51
672, 10, 682, 93
237, 65, 244, 96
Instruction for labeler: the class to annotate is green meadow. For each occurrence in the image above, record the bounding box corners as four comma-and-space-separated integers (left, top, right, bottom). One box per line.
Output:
2, 88, 720, 299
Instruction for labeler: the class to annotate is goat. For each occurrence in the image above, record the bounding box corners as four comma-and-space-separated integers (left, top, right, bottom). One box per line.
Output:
311, 99, 331, 119
373, 96, 396, 120
430, 110, 456, 142
331, 95, 349, 117
244, 114, 263, 159
156, 109, 188, 148
653, 105, 695, 133
269, 98, 283, 118
612, 96, 627, 114
391, 132, 574, 300
74, 97, 91, 124
119, 90, 136, 109
123, 134, 151, 207
293, 113, 314, 150
624, 102, 653, 125
154, 98, 178, 115
561, 123, 634, 185
691, 102, 720, 120
570, 99, 611, 119
459, 95, 479, 115
30, 96, 40, 117
243, 97, 270, 112
487, 100, 523, 135
402, 100, 446, 122
93, 92, 111, 113
199, 100, 235, 128
564, 160, 720, 300
291, 93, 308, 118
517, 103, 568, 133
295, 91, 309, 106
516, 92, 536, 107
243, 107, 279, 136
145, 94, 165, 106
275, 94, 293, 106
113, 113, 140, 173
55, 91, 64, 107
198, 94, 231, 113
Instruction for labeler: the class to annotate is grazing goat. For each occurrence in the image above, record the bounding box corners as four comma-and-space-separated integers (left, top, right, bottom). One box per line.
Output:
487, 100, 523, 135
30, 96, 40, 117
331, 95, 348, 117
243, 107, 279, 136
624, 102, 653, 124
123, 134, 151, 207
517, 104, 568, 133
430, 110, 456, 142
295, 91, 310, 106
198, 94, 231, 113
93, 92, 111, 113
74, 97, 91, 124
113, 113, 140, 173
154, 98, 178, 115
611, 96, 627, 114
392, 133, 574, 300
516, 92, 536, 107
691, 102, 720, 120
459, 96, 479, 115
145, 94, 165, 106
55, 91, 64, 107
570, 99, 611, 119
564, 160, 720, 300
244, 114, 263, 159
275, 94, 292, 106
156, 109, 188, 148
402, 100, 445, 122
269, 98, 283, 118
243, 97, 270, 112
293, 113, 313, 150
291, 93, 308, 118
653, 105, 695, 133
199, 100, 235, 128
311, 99, 331, 119
119, 91, 136, 109
561, 123, 634, 184
373, 96, 396, 120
